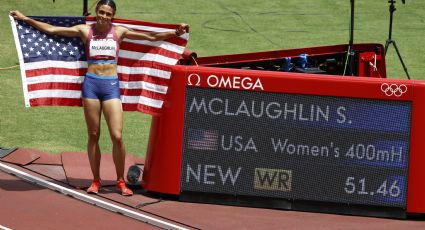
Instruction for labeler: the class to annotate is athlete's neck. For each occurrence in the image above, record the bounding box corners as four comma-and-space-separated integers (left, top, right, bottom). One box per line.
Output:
94, 23, 111, 33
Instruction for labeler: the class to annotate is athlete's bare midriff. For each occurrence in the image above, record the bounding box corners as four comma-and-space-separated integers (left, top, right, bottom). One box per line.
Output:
87, 63, 118, 77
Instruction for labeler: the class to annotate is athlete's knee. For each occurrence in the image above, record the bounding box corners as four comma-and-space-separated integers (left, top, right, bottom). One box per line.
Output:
110, 131, 123, 144
87, 129, 101, 141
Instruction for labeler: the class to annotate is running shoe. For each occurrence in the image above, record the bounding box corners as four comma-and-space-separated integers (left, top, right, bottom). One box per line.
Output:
116, 179, 133, 196
86, 179, 101, 194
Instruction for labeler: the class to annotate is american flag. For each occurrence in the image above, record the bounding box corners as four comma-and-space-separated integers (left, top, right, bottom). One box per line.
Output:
9, 15, 189, 115
187, 129, 219, 151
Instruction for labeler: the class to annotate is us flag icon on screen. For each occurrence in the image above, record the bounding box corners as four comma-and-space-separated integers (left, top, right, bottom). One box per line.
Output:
187, 129, 219, 151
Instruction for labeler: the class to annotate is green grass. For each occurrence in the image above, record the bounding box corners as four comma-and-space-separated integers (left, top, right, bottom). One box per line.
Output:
1, 0, 424, 156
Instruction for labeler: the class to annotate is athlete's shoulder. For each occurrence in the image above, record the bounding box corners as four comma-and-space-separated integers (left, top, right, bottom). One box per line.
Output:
114, 25, 129, 32
113, 25, 129, 38
73, 24, 90, 32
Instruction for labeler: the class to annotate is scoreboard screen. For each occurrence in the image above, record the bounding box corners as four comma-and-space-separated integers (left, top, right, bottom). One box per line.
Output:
180, 87, 411, 208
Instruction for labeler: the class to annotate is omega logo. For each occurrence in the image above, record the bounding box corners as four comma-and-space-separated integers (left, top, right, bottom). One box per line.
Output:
208, 75, 264, 90
381, 83, 407, 97
187, 73, 264, 90
187, 73, 201, 86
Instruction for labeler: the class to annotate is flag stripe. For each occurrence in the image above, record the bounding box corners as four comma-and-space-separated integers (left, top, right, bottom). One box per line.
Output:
27, 82, 82, 91
11, 16, 188, 115
120, 42, 181, 59
25, 75, 82, 86
118, 58, 172, 71
118, 50, 178, 65
122, 39, 187, 53
25, 60, 88, 70
25, 68, 87, 78
118, 66, 171, 79
30, 98, 82, 107
122, 104, 162, 116
28, 89, 82, 99
120, 81, 167, 94
121, 95, 163, 108
121, 89, 167, 100
118, 73, 170, 87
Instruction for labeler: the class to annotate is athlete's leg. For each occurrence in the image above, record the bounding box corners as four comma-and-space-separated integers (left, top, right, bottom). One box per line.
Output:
102, 98, 126, 180
83, 98, 102, 181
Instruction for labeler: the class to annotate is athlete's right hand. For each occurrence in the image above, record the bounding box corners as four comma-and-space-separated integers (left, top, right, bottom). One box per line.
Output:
9, 10, 26, 21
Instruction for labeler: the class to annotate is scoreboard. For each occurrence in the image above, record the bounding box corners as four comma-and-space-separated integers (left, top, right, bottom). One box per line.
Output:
181, 87, 410, 208
142, 63, 425, 218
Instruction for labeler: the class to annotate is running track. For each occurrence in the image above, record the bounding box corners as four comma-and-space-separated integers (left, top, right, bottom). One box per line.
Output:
1, 148, 424, 229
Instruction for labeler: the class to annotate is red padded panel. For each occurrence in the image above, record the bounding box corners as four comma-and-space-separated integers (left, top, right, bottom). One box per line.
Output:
0, 148, 40, 166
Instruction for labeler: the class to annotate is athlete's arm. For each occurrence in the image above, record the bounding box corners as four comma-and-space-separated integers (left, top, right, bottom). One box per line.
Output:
10, 10, 85, 37
118, 23, 189, 41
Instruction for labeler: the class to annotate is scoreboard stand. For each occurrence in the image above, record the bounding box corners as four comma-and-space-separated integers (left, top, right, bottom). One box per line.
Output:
179, 192, 407, 218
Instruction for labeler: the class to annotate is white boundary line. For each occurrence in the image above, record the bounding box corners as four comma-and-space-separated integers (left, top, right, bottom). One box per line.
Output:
0, 224, 13, 230
0, 162, 188, 230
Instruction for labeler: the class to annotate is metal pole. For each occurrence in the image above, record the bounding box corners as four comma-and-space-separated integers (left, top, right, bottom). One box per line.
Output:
344, 0, 355, 76
348, 0, 355, 76
387, 0, 395, 43
83, 0, 88, 16
384, 0, 411, 79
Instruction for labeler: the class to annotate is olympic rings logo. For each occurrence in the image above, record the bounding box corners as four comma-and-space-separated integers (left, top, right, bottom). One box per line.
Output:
381, 83, 407, 97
